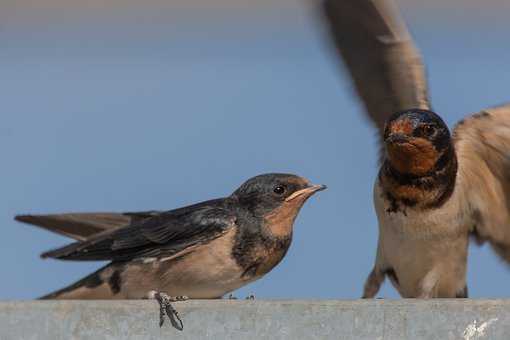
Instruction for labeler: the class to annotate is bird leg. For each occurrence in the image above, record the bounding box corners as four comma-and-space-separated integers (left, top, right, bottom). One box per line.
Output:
147, 291, 188, 330
245, 294, 255, 300
456, 285, 468, 298
362, 268, 385, 298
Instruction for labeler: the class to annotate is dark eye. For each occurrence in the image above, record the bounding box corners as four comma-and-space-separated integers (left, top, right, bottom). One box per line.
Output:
273, 185, 286, 195
421, 125, 436, 137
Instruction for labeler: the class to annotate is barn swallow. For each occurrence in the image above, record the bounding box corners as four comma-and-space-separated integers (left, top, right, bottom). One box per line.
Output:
323, 0, 510, 298
16, 173, 325, 327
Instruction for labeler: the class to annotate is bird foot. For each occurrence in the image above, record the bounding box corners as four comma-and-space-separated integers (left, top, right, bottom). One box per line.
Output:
226, 293, 254, 300
148, 291, 187, 330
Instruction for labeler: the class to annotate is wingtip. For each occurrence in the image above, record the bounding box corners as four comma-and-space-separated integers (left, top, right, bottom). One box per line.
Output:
14, 214, 35, 223
40, 252, 50, 259
40, 248, 60, 260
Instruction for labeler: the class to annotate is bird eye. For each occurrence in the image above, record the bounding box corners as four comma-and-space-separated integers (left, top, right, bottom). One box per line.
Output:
421, 125, 436, 137
273, 185, 286, 195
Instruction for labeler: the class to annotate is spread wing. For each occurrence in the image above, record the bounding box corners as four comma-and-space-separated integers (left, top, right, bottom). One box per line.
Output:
15, 211, 160, 241
454, 103, 510, 262
322, 0, 430, 144
40, 201, 236, 262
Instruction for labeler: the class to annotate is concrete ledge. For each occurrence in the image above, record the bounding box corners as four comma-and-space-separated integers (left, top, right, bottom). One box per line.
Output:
1, 300, 509, 339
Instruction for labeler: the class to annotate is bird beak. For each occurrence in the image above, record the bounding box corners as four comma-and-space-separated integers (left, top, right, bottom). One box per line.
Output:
285, 184, 327, 202
385, 133, 410, 145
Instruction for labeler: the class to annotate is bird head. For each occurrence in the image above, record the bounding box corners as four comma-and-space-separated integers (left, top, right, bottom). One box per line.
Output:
232, 173, 326, 236
383, 109, 452, 176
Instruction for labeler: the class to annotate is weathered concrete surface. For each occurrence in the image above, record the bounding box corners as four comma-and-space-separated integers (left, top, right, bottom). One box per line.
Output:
0, 300, 509, 339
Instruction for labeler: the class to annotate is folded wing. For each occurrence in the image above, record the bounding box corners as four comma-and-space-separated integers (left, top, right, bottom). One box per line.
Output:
39, 203, 236, 262
454, 103, 510, 262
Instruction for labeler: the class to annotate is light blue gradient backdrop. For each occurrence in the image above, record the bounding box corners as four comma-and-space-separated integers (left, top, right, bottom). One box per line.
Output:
1, 5, 510, 299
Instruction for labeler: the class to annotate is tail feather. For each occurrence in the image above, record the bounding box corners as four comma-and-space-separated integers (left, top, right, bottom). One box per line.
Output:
15, 213, 131, 241
39, 264, 114, 299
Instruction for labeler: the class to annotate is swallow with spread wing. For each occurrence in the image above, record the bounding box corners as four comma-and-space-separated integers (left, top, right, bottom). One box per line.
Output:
16, 173, 325, 326
323, 0, 510, 298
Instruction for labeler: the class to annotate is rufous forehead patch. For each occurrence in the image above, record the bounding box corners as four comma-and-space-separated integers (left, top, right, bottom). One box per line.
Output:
390, 118, 414, 135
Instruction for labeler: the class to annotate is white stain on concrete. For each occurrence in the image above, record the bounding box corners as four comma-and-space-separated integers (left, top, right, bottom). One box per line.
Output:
463, 318, 498, 340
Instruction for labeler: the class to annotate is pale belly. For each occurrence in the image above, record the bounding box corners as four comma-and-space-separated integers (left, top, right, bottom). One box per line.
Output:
380, 230, 468, 297
58, 253, 254, 300
114, 257, 254, 299
117, 229, 256, 299
374, 185, 470, 297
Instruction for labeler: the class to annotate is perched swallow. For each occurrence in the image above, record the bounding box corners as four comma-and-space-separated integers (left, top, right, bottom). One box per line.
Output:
16, 173, 325, 325
323, 0, 510, 298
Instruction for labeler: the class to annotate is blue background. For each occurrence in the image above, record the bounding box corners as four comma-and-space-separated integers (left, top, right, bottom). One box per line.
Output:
2, 1, 510, 299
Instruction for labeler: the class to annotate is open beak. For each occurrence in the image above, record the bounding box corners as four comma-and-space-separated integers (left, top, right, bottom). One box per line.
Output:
285, 184, 327, 202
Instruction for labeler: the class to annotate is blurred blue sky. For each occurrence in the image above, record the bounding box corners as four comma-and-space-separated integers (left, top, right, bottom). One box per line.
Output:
2, 0, 510, 299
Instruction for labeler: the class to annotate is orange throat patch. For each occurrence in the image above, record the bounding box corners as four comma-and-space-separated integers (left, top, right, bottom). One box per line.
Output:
263, 199, 307, 238
386, 137, 439, 176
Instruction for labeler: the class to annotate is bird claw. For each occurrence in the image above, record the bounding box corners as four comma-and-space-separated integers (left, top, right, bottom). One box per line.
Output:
148, 291, 187, 330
